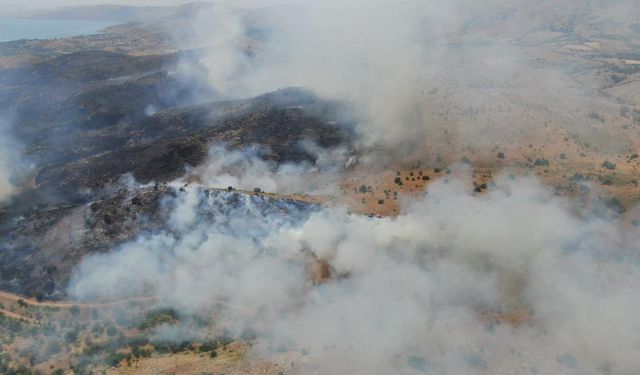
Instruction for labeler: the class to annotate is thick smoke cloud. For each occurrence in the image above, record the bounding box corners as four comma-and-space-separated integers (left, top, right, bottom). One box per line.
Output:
68, 176, 640, 374
55, 1, 640, 373
194, 145, 351, 195
188, 1, 453, 151
187, 0, 640, 159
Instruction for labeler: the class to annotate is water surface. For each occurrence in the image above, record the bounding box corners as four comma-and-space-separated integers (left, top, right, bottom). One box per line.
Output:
0, 18, 116, 43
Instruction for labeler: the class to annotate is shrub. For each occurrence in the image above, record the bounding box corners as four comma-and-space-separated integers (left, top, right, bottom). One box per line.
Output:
106, 325, 118, 337
534, 158, 549, 167
139, 308, 180, 330
64, 328, 79, 343
602, 160, 616, 170
620, 106, 630, 117
599, 175, 614, 185
105, 350, 128, 368
70, 305, 81, 318
588, 111, 605, 123
199, 341, 217, 353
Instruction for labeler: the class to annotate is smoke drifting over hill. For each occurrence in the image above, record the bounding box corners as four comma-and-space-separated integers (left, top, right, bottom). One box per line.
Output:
24, 0, 636, 373
197, 145, 352, 195
186, 0, 640, 158
68, 175, 640, 373
188, 1, 442, 151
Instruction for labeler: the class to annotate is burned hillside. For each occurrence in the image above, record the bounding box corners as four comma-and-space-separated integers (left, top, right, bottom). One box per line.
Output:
0, 1, 640, 374
0, 44, 352, 300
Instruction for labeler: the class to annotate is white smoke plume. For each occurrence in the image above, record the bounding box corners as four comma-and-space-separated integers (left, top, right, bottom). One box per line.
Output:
185, 0, 640, 160
186, 1, 455, 151
57, 1, 640, 373
0, 118, 21, 203
195, 144, 351, 195
68, 175, 640, 374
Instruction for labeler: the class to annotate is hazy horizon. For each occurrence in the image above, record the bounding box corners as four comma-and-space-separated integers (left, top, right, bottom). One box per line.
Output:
0, 0, 312, 13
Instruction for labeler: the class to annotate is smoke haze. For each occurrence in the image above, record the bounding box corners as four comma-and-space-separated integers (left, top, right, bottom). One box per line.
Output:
185, 0, 640, 159
68, 175, 640, 374
29, 0, 638, 373
196, 145, 351, 195
0, 119, 20, 203
189, 1, 438, 151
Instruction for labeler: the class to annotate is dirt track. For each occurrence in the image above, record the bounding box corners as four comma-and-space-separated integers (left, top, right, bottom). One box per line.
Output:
0, 290, 158, 309
0, 290, 249, 322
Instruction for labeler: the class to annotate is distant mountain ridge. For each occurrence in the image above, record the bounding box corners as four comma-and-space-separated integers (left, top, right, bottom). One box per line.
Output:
16, 2, 212, 22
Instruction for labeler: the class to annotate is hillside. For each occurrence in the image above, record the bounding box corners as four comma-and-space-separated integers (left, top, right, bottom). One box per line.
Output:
0, 1, 639, 374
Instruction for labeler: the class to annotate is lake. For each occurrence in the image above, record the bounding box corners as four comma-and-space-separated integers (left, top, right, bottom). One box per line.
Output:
0, 18, 116, 43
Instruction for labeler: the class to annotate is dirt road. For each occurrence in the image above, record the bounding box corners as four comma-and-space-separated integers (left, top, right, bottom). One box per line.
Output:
0, 290, 158, 309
